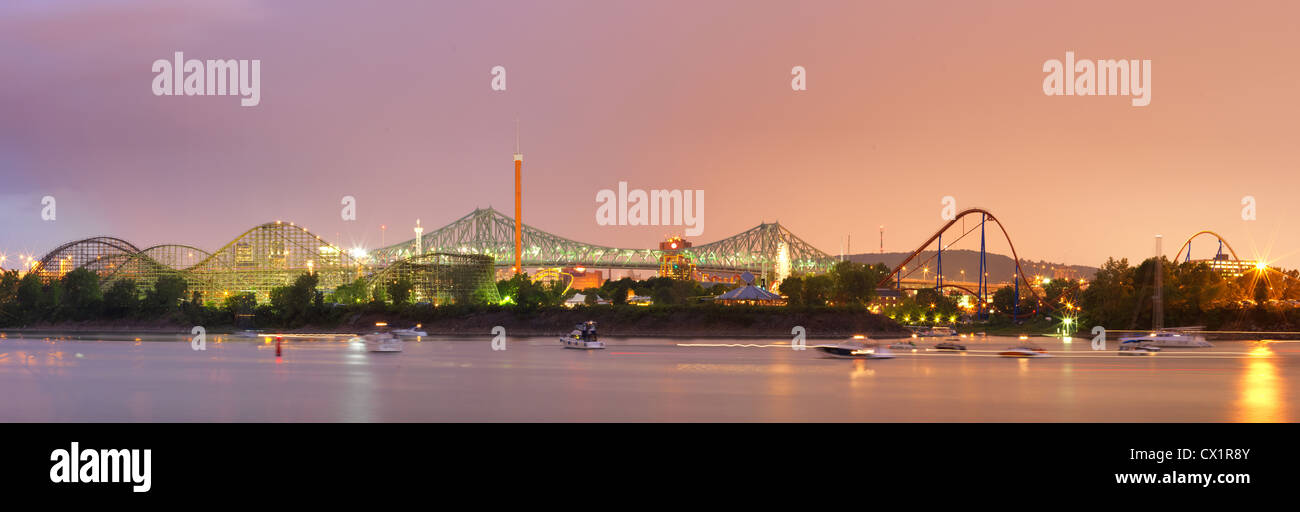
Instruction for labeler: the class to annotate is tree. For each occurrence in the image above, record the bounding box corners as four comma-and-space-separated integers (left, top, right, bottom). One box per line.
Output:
829, 261, 883, 306
103, 280, 141, 318
387, 278, 413, 305
802, 274, 834, 306
270, 273, 319, 325
778, 275, 806, 306
223, 292, 257, 316
914, 287, 959, 320
144, 274, 188, 315
992, 285, 1020, 316
16, 272, 44, 321
0, 270, 19, 325
331, 277, 370, 304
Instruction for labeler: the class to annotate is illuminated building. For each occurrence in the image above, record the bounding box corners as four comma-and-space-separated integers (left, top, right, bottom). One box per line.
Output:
565, 266, 603, 290
658, 236, 695, 280
1193, 254, 1258, 278
870, 288, 903, 312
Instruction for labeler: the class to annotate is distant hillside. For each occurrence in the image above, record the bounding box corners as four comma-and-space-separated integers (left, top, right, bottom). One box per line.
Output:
845, 249, 1096, 284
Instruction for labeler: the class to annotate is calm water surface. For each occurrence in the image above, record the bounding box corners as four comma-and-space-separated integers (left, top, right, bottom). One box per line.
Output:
0, 333, 1293, 422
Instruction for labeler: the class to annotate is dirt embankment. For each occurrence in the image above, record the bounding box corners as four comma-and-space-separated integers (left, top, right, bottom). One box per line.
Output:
343, 307, 912, 339
6, 308, 911, 339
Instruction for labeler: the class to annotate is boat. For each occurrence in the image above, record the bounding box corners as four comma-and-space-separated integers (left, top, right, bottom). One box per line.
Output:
918, 326, 958, 338
999, 344, 1049, 357
1121, 239, 1212, 349
363, 323, 404, 352
235, 329, 261, 338
392, 324, 428, 337
1118, 331, 1212, 348
1118, 341, 1161, 355
561, 321, 605, 350
887, 340, 921, 351
933, 341, 967, 351
815, 337, 895, 359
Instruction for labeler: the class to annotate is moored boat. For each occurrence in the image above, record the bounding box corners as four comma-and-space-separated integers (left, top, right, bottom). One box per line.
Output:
933, 341, 967, 351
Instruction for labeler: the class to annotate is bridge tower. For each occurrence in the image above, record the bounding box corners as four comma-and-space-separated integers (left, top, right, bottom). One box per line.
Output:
413, 219, 423, 256
513, 123, 523, 275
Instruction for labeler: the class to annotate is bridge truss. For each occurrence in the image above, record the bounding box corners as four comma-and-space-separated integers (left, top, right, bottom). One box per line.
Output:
371, 207, 838, 275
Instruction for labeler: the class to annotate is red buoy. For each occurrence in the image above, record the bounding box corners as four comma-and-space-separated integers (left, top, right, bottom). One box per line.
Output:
275, 336, 282, 357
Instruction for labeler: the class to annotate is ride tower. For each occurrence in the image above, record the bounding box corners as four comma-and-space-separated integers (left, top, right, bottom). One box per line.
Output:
658, 236, 695, 280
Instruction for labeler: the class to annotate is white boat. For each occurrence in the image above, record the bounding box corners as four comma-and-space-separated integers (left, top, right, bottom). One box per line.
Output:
392, 325, 428, 337
918, 326, 957, 338
887, 340, 921, 351
235, 329, 261, 338
561, 321, 605, 350
1118, 331, 1212, 348
815, 337, 895, 359
999, 345, 1049, 358
364, 323, 404, 352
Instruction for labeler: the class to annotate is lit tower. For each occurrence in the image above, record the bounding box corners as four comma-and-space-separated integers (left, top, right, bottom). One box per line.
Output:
413, 219, 423, 256
513, 122, 523, 274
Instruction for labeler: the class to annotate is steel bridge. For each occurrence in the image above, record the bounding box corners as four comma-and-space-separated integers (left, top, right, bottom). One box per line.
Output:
370, 207, 837, 275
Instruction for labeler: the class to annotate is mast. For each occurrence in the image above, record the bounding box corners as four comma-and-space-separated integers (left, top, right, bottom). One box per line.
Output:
1153, 235, 1163, 330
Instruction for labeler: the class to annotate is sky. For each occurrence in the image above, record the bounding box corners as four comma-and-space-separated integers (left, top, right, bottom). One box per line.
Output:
2, 0, 1299, 270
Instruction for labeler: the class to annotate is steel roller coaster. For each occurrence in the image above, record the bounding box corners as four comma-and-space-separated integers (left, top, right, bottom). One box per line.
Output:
877, 208, 1045, 319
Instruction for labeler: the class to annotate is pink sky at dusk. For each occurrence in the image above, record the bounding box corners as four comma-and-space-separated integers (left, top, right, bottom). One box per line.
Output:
2, 0, 1298, 270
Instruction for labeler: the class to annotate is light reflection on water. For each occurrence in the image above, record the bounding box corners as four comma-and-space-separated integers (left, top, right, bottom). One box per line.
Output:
1236, 345, 1284, 422
0, 333, 1291, 422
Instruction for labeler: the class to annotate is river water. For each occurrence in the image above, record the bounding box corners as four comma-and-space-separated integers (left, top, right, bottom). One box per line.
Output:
0, 333, 1292, 422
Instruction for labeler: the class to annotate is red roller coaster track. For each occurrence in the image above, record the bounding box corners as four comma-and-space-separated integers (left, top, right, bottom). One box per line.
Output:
877, 208, 1045, 319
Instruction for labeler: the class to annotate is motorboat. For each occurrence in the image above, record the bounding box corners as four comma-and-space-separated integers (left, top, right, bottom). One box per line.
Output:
1118, 331, 1212, 348
364, 323, 404, 352
918, 326, 958, 338
815, 337, 895, 359
561, 321, 605, 350
999, 344, 1049, 357
1118, 342, 1161, 355
933, 341, 967, 351
887, 340, 921, 351
392, 324, 428, 337
235, 329, 261, 338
